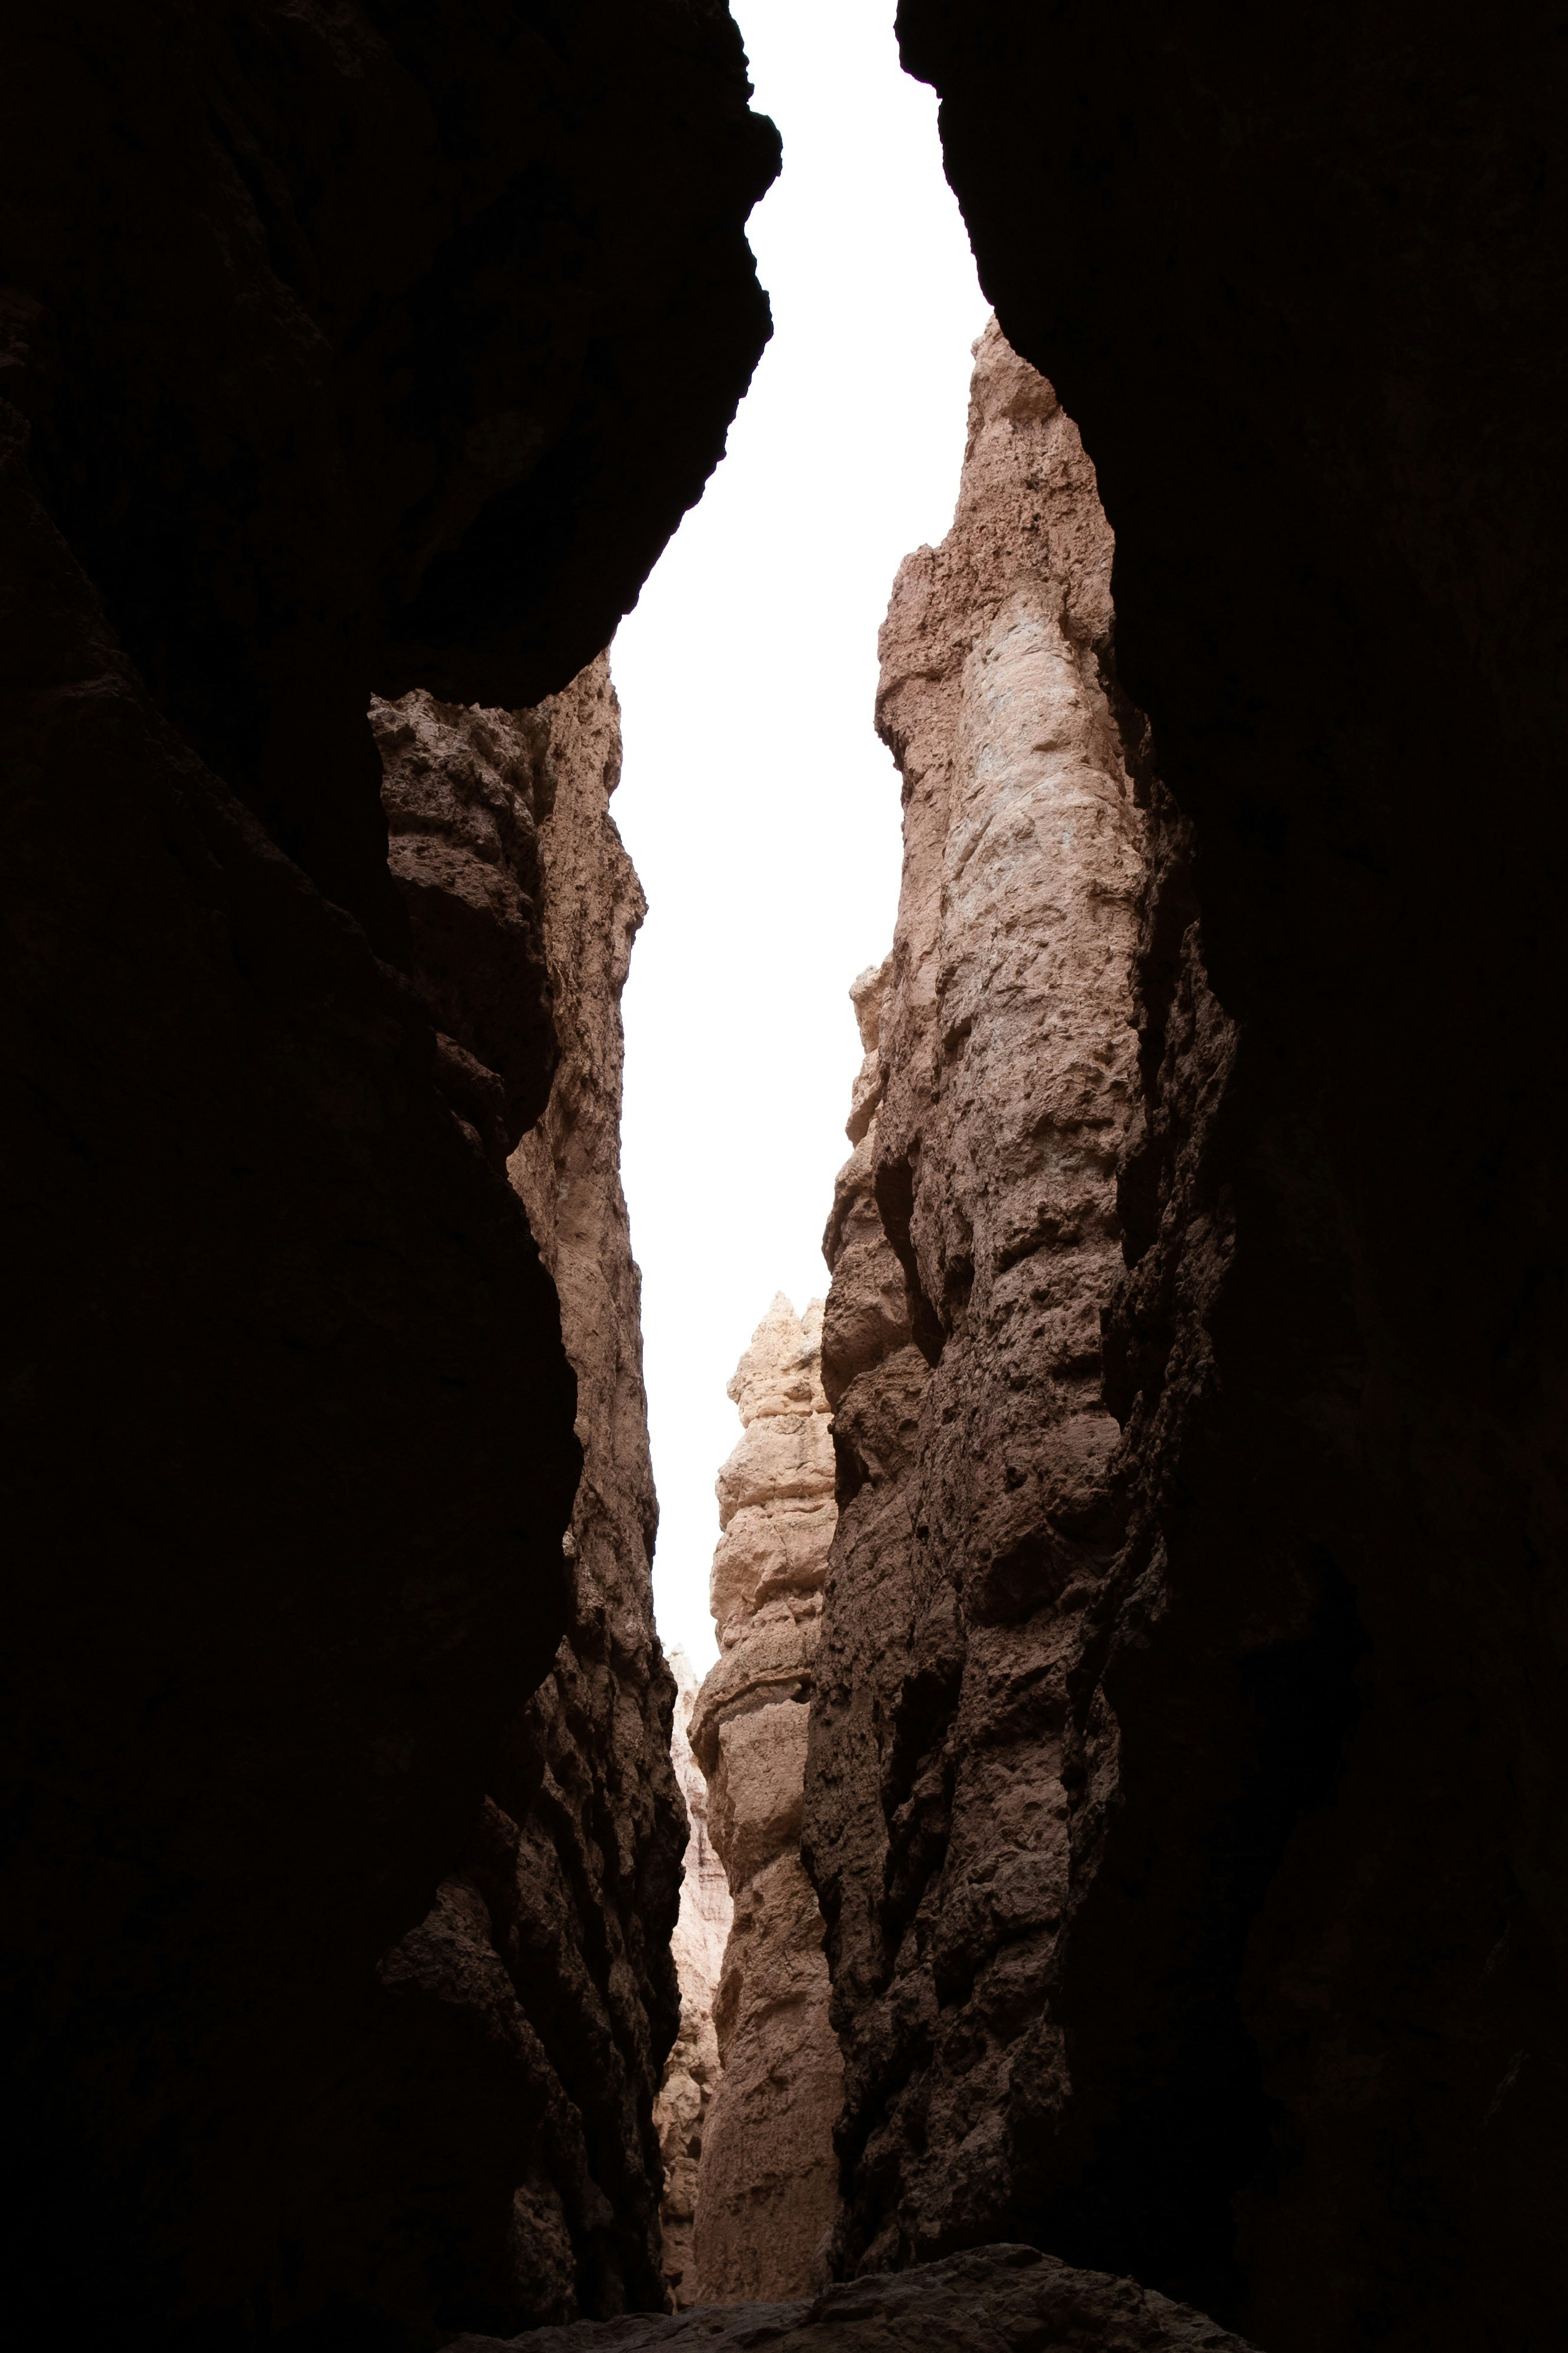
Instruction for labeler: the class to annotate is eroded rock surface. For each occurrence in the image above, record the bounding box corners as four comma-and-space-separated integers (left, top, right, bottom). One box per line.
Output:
367, 659, 685, 2331
376, 691, 559, 1155
803, 322, 1148, 2274
654, 1651, 734, 2309
688, 1301, 842, 2302
823, 11, 1568, 2345
444, 2242, 1261, 2353
1, 8, 775, 2339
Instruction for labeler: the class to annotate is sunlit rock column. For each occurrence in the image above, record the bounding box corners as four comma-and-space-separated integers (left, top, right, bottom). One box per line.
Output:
687, 1299, 842, 2301
653, 1650, 733, 2308
803, 319, 1150, 2272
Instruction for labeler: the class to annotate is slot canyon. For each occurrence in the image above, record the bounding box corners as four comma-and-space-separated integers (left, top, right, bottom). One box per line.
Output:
1, 6, 1563, 2353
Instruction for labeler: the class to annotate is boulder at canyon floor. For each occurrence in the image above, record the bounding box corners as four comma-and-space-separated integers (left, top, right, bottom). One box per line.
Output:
445, 2243, 1260, 2353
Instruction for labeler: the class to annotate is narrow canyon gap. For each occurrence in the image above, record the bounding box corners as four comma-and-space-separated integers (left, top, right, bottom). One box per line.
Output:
0, 5, 1563, 2352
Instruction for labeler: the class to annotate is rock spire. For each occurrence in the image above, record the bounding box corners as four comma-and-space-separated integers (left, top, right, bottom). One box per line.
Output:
686, 1298, 843, 2302
803, 318, 1148, 2273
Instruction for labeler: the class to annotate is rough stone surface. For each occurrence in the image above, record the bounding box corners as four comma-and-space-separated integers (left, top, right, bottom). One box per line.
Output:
861, 11, 1567, 2347
366, 658, 686, 2332
804, 320, 1147, 2284
376, 691, 559, 1154
654, 1650, 734, 2309
0, 7, 775, 2342
444, 2242, 1261, 2353
688, 1302, 842, 2302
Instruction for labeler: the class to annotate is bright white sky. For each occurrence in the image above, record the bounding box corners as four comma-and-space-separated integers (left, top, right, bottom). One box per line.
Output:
612, 1, 988, 1668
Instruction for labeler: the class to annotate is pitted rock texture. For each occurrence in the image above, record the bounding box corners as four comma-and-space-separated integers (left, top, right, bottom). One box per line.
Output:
803, 321, 1147, 2282
876, 12, 1568, 2348
375, 691, 558, 1154
444, 2242, 1261, 2353
370, 658, 685, 2331
654, 1650, 734, 2308
1, 8, 775, 2341
688, 1300, 842, 2302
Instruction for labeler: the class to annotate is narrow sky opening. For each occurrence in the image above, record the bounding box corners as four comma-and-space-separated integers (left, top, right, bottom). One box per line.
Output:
613, 1, 989, 1667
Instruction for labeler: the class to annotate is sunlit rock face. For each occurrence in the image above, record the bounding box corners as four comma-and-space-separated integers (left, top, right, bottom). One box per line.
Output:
369, 659, 685, 2331
688, 1300, 843, 2302
653, 1651, 734, 2309
876, 12, 1568, 2348
803, 320, 1149, 2277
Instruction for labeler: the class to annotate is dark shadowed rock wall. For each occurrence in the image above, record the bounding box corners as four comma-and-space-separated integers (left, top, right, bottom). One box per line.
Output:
808, 7, 1566, 2347
0, 5, 775, 2342
446, 2242, 1263, 2353
369, 658, 685, 2335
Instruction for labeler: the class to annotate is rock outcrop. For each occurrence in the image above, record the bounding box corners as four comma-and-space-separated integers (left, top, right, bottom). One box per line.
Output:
377, 689, 559, 1159
446, 2242, 1262, 2353
653, 1651, 734, 2309
826, 12, 1566, 2348
364, 658, 685, 2332
0, 7, 776, 2341
687, 1300, 843, 2301
804, 321, 1148, 2282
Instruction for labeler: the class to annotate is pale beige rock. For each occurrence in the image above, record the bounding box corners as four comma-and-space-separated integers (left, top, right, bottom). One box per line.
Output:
686, 1300, 842, 2304
654, 1650, 733, 2308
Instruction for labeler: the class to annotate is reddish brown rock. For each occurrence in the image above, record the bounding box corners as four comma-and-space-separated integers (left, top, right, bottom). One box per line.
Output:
803, 321, 1147, 2272
653, 1650, 733, 2309
367, 658, 686, 2331
689, 1300, 843, 2303
445, 2241, 1262, 2353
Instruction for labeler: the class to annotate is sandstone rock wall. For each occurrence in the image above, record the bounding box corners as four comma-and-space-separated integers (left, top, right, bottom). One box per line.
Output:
688, 1300, 843, 2301
368, 658, 687, 2331
653, 1650, 734, 2308
830, 12, 1568, 2348
0, 8, 776, 2339
803, 321, 1148, 2272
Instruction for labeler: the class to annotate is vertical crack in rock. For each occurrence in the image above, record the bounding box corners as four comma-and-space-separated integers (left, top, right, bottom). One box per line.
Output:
369, 659, 683, 2334
687, 1300, 845, 2301
803, 320, 1151, 2279
654, 1651, 734, 2308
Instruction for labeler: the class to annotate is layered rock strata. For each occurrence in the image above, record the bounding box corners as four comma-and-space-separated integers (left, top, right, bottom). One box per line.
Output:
366, 658, 684, 2331
687, 1300, 843, 2301
828, 11, 1568, 2347
803, 323, 1148, 2271
0, 6, 776, 2341
446, 2242, 1262, 2353
653, 1650, 733, 2308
